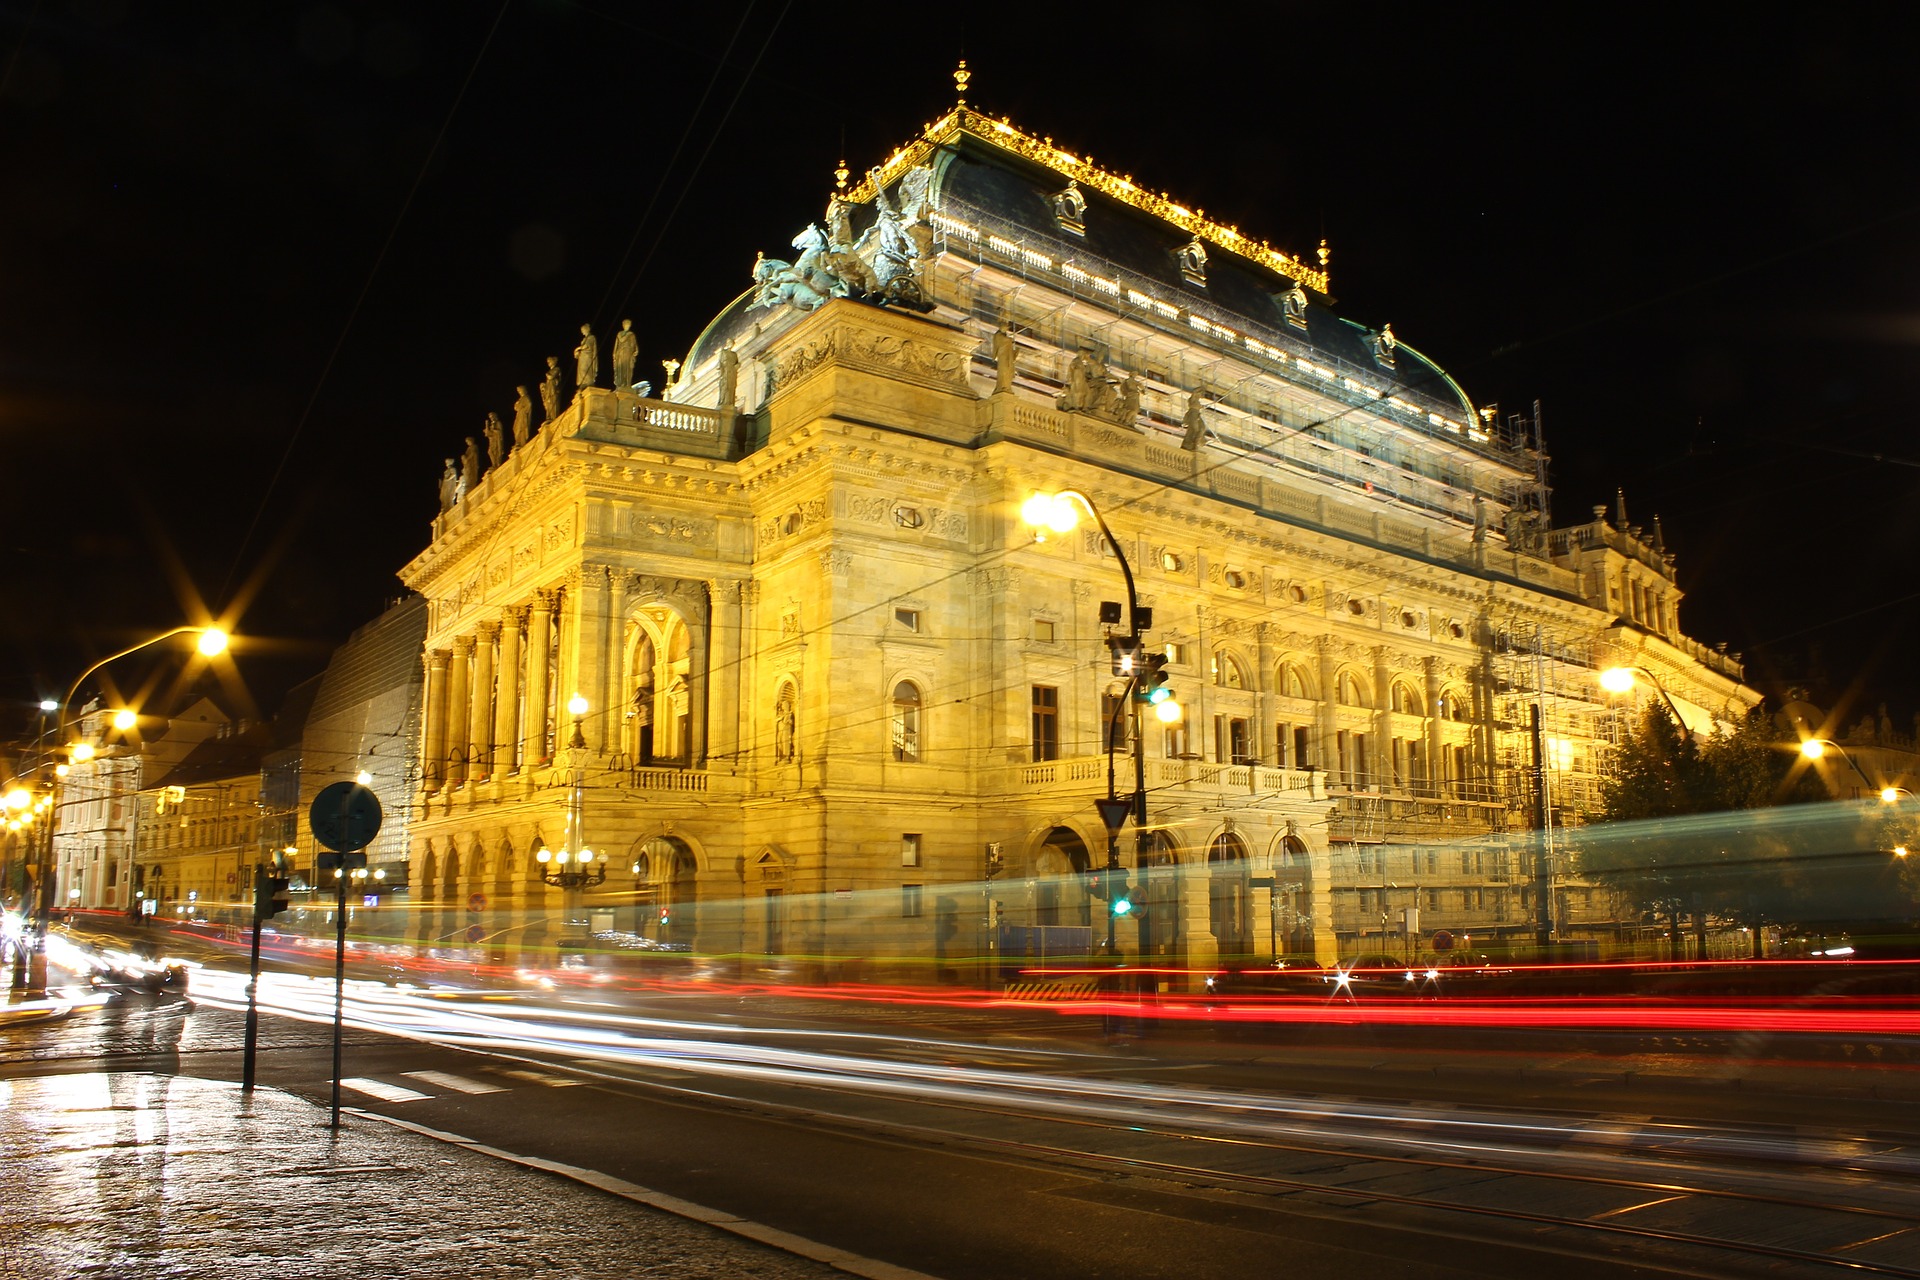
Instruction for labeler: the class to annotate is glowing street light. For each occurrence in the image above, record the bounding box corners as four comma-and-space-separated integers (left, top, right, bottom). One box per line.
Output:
1798, 737, 1904, 800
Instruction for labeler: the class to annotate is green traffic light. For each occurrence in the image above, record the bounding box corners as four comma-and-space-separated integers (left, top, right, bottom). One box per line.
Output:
1147, 685, 1172, 704
1111, 896, 1133, 916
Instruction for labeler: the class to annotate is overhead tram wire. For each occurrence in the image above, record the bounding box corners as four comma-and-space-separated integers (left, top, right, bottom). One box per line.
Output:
604, 0, 796, 326
215, 0, 515, 614
589, 0, 761, 324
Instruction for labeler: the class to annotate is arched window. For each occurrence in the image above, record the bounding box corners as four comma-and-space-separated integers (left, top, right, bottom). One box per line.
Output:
890, 680, 922, 762
1278, 662, 1312, 700
1212, 651, 1248, 689
1438, 689, 1471, 723
1336, 671, 1369, 708
773, 681, 797, 762
1390, 682, 1424, 715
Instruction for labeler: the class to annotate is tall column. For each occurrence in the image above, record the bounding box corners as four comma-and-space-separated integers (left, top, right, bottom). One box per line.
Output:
573, 566, 610, 753
1423, 657, 1444, 798
493, 609, 523, 782
1315, 638, 1338, 780
468, 622, 498, 781
604, 569, 628, 757
524, 590, 555, 769
1372, 645, 1393, 790
1254, 622, 1276, 767
422, 649, 450, 790
735, 581, 758, 776
688, 585, 711, 768
708, 579, 742, 770
446, 637, 472, 786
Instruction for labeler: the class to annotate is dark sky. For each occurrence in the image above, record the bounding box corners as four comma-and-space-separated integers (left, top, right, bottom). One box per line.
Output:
4, 1, 1917, 734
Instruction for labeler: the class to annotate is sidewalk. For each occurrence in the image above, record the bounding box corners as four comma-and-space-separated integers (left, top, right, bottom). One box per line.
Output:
0, 1071, 851, 1280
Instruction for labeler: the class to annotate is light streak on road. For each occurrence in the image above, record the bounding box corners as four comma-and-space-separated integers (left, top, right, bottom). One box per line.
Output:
187, 967, 1920, 1187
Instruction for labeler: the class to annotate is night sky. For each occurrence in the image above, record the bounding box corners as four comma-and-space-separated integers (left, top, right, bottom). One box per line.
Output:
4, 2, 1916, 733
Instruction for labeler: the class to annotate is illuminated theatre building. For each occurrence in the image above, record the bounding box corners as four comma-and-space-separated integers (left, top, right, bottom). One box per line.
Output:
401, 92, 1755, 974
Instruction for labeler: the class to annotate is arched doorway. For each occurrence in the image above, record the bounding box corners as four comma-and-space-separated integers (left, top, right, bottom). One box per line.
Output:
1208, 833, 1252, 958
633, 835, 697, 945
1134, 832, 1181, 961
1031, 827, 1092, 928
1274, 834, 1314, 959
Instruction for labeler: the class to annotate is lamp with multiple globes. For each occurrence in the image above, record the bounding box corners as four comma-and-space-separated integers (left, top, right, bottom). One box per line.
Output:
1798, 737, 1909, 803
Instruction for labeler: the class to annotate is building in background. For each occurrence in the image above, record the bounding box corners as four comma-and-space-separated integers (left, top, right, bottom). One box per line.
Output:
398, 93, 1756, 974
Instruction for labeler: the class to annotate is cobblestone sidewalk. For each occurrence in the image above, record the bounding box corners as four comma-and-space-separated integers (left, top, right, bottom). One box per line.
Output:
0, 1072, 844, 1280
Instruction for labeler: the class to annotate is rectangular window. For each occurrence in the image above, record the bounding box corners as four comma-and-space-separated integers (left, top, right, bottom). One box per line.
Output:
1228, 717, 1251, 765
902, 884, 923, 918
1164, 723, 1190, 759
895, 607, 922, 632
1276, 722, 1291, 767
1335, 730, 1351, 786
1427, 890, 1439, 911
1030, 686, 1059, 762
901, 833, 922, 868
1352, 732, 1370, 789
1033, 618, 1056, 643
1294, 726, 1312, 770
1163, 642, 1188, 665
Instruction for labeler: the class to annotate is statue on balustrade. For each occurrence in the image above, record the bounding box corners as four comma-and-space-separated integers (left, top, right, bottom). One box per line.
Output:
611, 319, 638, 390
540, 356, 563, 422
718, 346, 739, 410
1180, 388, 1208, 451
511, 385, 533, 447
483, 412, 504, 470
992, 325, 1017, 394
574, 323, 599, 389
1058, 346, 1106, 413
1112, 372, 1142, 427
460, 436, 481, 494
438, 459, 459, 512
1472, 495, 1488, 544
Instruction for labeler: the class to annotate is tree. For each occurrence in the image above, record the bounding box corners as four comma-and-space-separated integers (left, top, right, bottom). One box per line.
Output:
1580, 703, 1824, 958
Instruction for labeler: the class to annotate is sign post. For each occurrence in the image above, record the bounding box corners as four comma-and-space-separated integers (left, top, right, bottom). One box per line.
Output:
309, 781, 382, 1129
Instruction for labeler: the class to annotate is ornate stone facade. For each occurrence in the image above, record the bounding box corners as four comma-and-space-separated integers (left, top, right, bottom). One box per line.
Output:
397, 105, 1757, 978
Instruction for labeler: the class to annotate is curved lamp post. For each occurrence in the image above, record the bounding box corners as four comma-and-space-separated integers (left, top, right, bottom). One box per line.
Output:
1598, 665, 1690, 733
12, 624, 229, 992
1797, 738, 1910, 803
1021, 490, 1179, 961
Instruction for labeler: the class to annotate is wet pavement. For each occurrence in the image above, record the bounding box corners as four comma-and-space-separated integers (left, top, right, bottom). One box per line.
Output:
0, 1005, 857, 1280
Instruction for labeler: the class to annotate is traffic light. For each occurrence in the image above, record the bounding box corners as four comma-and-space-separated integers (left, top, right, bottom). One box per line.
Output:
254, 868, 290, 920
1108, 875, 1134, 918
1132, 650, 1181, 722
1108, 635, 1139, 677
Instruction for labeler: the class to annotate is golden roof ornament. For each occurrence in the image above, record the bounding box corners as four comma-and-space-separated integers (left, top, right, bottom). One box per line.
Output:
954, 59, 970, 107
834, 159, 848, 192
1318, 238, 1331, 269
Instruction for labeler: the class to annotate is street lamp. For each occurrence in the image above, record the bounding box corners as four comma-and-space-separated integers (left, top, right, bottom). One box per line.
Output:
1021, 489, 1172, 961
1598, 665, 1690, 732
538, 695, 605, 947
1797, 738, 1905, 801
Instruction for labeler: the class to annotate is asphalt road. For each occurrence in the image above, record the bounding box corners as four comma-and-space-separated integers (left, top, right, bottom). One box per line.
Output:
13, 951, 1920, 1280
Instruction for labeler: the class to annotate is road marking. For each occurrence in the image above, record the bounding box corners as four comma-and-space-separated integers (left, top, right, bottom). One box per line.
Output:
493, 1068, 580, 1088
403, 1070, 505, 1094
352, 1108, 944, 1280
1835, 1226, 1917, 1252
340, 1077, 431, 1103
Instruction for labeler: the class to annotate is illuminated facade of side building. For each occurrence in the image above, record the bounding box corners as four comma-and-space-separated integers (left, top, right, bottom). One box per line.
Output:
399, 96, 1756, 972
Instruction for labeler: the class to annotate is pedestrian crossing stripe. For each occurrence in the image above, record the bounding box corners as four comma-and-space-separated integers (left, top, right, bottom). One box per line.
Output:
493, 1068, 580, 1087
340, 1077, 431, 1103
402, 1070, 505, 1094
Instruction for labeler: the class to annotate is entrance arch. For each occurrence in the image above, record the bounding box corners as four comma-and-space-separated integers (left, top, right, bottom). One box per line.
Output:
1207, 832, 1252, 958
1274, 833, 1314, 959
632, 835, 697, 944
1031, 827, 1093, 928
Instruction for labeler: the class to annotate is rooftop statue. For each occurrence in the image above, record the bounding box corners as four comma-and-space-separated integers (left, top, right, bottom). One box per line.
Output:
1180, 388, 1208, 451
719, 347, 739, 411
575, 323, 599, 389
611, 319, 639, 390
511, 385, 533, 447
751, 226, 859, 312
992, 325, 1017, 394
484, 412, 504, 469
460, 436, 481, 493
1112, 372, 1142, 427
1058, 346, 1109, 414
438, 458, 459, 512
540, 356, 563, 422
